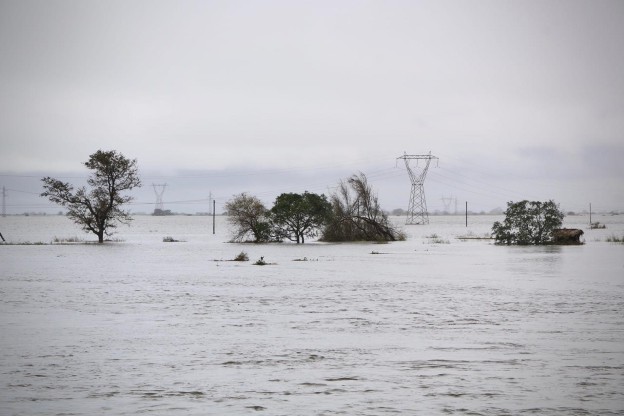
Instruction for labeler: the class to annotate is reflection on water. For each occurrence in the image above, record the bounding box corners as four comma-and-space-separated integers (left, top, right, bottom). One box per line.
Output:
504, 245, 563, 279
1, 215, 623, 415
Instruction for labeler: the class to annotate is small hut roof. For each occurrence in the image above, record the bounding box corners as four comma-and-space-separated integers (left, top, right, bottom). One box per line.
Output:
553, 228, 584, 238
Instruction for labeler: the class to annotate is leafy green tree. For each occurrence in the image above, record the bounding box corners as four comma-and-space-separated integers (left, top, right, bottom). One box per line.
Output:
492, 200, 565, 245
41, 150, 141, 243
270, 192, 332, 243
321, 172, 405, 242
225, 193, 271, 243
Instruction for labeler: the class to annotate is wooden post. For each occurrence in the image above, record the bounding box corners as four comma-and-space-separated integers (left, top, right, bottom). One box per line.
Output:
589, 203, 592, 227
212, 200, 216, 235
465, 201, 468, 227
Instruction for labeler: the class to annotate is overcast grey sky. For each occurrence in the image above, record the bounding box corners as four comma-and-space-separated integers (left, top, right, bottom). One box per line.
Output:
1, 0, 623, 214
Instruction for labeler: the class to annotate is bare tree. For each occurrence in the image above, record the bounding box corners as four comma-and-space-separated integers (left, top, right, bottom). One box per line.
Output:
41, 150, 141, 243
321, 173, 405, 242
224, 193, 271, 243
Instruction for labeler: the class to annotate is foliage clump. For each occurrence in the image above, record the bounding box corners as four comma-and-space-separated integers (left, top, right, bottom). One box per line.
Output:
254, 256, 268, 266
426, 234, 450, 244
224, 173, 405, 244
270, 192, 332, 243
492, 200, 564, 245
605, 235, 624, 243
53, 236, 84, 243
233, 251, 249, 261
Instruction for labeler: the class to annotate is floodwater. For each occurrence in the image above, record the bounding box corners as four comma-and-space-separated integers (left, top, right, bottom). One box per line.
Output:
1, 214, 623, 415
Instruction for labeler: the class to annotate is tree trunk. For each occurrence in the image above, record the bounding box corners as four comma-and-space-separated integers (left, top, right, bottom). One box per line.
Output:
97, 229, 104, 243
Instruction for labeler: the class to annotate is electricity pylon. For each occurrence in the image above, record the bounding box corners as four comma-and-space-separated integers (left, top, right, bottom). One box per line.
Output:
441, 196, 454, 214
152, 183, 167, 214
397, 152, 438, 225
441, 195, 458, 214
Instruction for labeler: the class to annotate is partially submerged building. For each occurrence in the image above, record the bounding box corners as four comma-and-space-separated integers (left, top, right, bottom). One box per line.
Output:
552, 228, 584, 245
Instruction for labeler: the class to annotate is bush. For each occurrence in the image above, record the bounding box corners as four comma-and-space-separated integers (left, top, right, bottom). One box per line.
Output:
53, 236, 84, 243
426, 234, 449, 244
233, 251, 249, 261
605, 235, 624, 243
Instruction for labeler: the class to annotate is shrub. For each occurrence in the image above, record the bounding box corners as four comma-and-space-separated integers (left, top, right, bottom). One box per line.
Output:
233, 251, 249, 261
605, 235, 624, 243
53, 236, 84, 243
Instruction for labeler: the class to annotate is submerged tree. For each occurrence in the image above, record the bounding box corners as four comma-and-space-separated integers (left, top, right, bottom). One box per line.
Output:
41, 150, 141, 243
321, 172, 405, 242
492, 200, 565, 245
224, 193, 271, 243
270, 192, 332, 243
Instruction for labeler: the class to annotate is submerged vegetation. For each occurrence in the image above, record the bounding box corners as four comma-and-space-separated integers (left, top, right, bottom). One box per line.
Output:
425, 233, 450, 244
492, 200, 565, 245
224, 172, 405, 244
1, 238, 123, 245
225, 193, 272, 243
233, 251, 249, 261
605, 234, 624, 243
254, 256, 271, 266
320, 173, 406, 242
270, 192, 332, 244
53, 236, 84, 243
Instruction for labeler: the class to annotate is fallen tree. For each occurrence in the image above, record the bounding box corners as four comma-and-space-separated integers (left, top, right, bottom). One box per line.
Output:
321, 173, 405, 242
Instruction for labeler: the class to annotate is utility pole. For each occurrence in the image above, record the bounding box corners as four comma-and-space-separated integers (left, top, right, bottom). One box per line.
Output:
397, 152, 438, 225
212, 199, 216, 235
1, 186, 6, 217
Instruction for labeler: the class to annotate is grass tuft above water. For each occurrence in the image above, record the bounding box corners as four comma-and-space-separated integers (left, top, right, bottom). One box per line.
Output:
605, 234, 624, 243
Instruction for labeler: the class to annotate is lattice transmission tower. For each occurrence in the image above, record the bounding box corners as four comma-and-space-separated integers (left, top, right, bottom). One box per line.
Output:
397, 152, 438, 225
152, 183, 167, 215
441, 195, 458, 214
